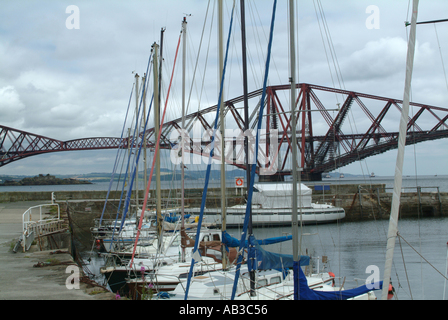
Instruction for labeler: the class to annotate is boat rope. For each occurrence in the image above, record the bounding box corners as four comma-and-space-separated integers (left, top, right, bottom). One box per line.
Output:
231, 0, 277, 301
108, 50, 155, 249
130, 31, 182, 269
98, 83, 135, 227
117, 76, 151, 232
186, 0, 212, 116
434, 24, 448, 93
184, 0, 237, 300
397, 232, 448, 282
398, 233, 413, 299
444, 242, 448, 300
194, 1, 216, 114
313, 0, 342, 97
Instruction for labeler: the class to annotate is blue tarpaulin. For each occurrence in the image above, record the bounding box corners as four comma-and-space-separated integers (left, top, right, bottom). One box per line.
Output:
222, 231, 293, 248
164, 213, 191, 223
222, 231, 310, 273
294, 262, 383, 300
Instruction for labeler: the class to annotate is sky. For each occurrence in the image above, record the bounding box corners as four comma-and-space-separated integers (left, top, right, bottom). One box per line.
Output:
0, 0, 447, 177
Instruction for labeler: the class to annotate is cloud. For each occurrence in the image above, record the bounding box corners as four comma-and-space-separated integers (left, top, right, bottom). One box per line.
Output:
1, 0, 447, 176
0, 85, 26, 127
343, 37, 408, 81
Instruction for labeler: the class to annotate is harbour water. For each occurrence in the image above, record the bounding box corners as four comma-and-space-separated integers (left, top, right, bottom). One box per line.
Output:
250, 218, 448, 300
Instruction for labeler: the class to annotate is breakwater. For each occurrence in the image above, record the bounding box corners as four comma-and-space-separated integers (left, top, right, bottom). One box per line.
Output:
1, 183, 447, 221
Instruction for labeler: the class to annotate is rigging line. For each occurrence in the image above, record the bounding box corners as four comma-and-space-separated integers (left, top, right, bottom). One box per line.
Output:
184, 0, 237, 301
444, 242, 448, 300
317, 0, 345, 90
313, 0, 338, 105
110, 106, 141, 246
434, 24, 448, 93
231, 0, 277, 301
397, 232, 448, 282
117, 93, 154, 233
130, 32, 182, 269
406, 0, 411, 24
405, 18, 448, 26
409, 99, 424, 297
186, 0, 212, 116
99, 82, 135, 226
315, 0, 365, 183
398, 233, 413, 300
196, 0, 216, 113
111, 72, 152, 229
249, 0, 284, 98
247, 0, 266, 86
117, 57, 155, 232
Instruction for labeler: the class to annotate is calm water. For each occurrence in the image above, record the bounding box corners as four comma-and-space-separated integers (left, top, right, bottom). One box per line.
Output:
4, 176, 447, 300
247, 218, 448, 300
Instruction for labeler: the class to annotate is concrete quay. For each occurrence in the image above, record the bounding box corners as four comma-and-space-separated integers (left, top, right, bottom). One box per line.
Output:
0, 201, 115, 300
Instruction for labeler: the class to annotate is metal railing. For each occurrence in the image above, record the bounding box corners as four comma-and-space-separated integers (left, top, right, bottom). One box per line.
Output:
22, 203, 60, 234
18, 193, 64, 252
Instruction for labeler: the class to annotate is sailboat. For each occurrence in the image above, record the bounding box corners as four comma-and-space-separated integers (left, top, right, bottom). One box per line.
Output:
164, 0, 385, 301
185, 183, 345, 228
116, 16, 233, 299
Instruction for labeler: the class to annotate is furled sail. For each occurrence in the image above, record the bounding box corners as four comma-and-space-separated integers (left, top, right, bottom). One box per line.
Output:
222, 230, 293, 248
294, 262, 383, 300
248, 237, 310, 271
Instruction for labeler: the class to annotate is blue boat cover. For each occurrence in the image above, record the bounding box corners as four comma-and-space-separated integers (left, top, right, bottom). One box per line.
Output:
222, 230, 293, 248
248, 236, 310, 270
294, 261, 383, 300
222, 231, 309, 274
164, 213, 191, 223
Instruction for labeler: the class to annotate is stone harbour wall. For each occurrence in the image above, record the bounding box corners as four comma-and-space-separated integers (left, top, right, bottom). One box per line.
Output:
1, 184, 447, 223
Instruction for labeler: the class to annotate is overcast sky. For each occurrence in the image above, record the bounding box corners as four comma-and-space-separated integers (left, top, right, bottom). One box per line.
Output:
1, 0, 447, 177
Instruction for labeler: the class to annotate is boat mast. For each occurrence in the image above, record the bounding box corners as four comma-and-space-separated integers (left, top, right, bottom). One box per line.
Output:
444, 241, 448, 300
143, 74, 148, 194
381, 0, 419, 300
153, 42, 163, 251
288, 0, 301, 300
181, 16, 187, 263
135, 73, 140, 215
240, 0, 255, 296
218, 0, 228, 270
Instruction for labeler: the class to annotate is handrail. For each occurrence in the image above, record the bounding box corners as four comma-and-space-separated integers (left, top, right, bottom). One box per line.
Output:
19, 199, 63, 252
22, 203, 60, 234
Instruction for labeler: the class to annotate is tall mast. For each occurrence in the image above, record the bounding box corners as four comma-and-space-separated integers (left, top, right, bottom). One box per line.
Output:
152, 42, 163, 251
218, 0, 228, 269
157, 29, 165, 254
135, 73, 140, 215
143, 73, 148, 194
381, 0, 419, 300
181, 16, 187, 263
240, 0, 254, 296
288, 0, 301, 301
289, 0, 298, 261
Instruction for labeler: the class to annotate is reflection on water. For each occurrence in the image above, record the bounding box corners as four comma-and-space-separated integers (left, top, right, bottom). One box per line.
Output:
79, 252, 111, 291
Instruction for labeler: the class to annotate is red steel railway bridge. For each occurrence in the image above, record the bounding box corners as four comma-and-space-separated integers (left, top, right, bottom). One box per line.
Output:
1, 83, 448, 181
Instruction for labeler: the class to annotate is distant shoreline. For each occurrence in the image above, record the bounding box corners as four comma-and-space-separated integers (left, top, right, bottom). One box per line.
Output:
0, 174, 92, 187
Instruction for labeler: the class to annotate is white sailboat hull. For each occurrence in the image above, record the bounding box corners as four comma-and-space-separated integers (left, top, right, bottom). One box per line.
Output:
186, 204, 345, 228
